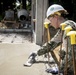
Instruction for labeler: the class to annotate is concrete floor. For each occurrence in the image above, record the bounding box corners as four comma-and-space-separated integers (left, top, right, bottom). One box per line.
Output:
0, 39, 52, 75
0, 33, 32, 43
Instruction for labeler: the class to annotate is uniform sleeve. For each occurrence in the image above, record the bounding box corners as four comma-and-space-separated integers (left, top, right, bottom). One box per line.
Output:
63, 20, 76, 30
37, 29, 62, 56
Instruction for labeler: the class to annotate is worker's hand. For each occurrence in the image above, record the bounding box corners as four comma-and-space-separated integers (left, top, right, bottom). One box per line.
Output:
59, 49, 66, 60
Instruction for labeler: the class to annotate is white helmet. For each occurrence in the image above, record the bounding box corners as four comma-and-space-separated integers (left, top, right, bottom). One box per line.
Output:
46, 4, 67, 18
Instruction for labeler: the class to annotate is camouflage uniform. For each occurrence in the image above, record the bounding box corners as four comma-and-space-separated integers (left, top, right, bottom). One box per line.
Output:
37, 20, 76, 74
37, 28, 62, 56
61, 20, 76, 75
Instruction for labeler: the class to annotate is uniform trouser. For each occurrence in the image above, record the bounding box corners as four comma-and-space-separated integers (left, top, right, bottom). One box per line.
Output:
60, 46, 76, 75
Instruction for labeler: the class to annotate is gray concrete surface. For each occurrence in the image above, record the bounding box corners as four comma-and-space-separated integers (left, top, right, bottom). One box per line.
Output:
0, 35, 52, 75
0, 33, 32, 43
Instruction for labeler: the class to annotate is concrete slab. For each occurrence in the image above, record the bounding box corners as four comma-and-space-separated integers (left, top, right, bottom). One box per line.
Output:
0, 42, 52, 75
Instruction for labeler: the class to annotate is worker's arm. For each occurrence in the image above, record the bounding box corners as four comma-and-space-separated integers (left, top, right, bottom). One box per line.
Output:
37, 29, 62, 56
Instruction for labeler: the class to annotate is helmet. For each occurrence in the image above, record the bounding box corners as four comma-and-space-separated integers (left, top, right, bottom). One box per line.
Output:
46, 4, 67, 18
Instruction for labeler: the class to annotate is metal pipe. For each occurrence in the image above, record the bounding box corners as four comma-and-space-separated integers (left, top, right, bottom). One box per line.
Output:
44, 22, 51, 65
58, 23, 67, 75
64, 26, 72, 75
0, 29, 31, 33
44, 22, 59, 67
67, 31, 76, 75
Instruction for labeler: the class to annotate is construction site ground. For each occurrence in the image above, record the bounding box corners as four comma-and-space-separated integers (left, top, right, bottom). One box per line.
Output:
0, 32, 59, 75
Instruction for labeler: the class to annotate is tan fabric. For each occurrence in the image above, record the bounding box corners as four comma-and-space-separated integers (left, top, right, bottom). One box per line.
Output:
51, 29, 61, 43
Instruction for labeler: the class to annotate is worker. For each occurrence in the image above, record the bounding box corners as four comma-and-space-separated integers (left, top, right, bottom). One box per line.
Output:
23, 4, 76, 74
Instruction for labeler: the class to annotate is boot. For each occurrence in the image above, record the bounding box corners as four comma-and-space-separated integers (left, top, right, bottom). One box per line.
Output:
23, 52, 37, 67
